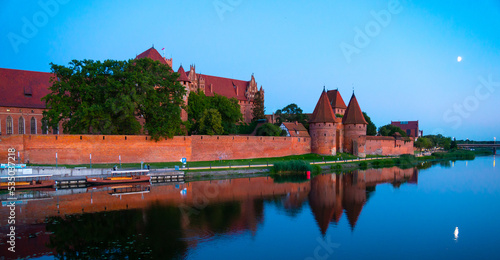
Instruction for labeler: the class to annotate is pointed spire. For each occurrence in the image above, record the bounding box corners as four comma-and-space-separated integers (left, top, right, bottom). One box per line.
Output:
309, 89, 336, 123
177, 65, 190, 82
342, 93, 367, 125
326, 89, 347, 109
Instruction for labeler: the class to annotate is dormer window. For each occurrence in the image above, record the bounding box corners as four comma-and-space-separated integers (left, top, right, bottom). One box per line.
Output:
24, 86, 33, 97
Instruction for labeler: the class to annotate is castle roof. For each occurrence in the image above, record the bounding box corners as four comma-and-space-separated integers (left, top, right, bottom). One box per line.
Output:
309, 89, 336, 123
136, 47, 169, 66
281, 122, 310, 137
342, 93, 367, 125
0, 68, 53, 109
327, 89, 347, 109
186, 71, 251, 101
177, 65, 190, 82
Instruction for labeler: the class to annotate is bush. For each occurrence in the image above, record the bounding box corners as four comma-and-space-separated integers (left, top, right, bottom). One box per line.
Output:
273, 160, 312, 174
432, 150, 475, 160
256, 123, 285, 136
358, 161, 368, 170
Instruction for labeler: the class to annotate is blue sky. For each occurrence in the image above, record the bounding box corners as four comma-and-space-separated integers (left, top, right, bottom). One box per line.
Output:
1, 0, 499, 140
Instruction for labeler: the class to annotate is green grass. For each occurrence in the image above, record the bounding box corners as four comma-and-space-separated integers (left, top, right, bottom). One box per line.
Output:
273, 160, 312, 174
29, 153, 362, 169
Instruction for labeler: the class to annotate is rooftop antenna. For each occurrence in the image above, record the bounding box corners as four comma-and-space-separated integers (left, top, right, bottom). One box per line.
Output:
352, 83, 355, 94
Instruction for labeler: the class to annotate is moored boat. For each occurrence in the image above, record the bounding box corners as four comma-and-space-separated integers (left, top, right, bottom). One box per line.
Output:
86, 169, 150, 185
0, 175, 55, 190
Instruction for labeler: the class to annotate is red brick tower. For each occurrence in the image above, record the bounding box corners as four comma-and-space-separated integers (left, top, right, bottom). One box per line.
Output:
177, 65, 191, 121
309, 88, 337, 156
342, 93, 367, 156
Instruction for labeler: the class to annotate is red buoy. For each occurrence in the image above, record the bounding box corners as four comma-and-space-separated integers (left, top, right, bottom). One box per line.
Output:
307, 171, 311, 179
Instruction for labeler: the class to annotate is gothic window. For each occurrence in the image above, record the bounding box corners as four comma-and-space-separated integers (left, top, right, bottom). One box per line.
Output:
42, 119, 48, 134
31, 117, 36, 134
7, 116, 13, 134
19, 116, 25, 134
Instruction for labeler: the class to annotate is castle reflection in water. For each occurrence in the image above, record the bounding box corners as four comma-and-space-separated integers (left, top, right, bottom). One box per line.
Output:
0, 166, 418, 259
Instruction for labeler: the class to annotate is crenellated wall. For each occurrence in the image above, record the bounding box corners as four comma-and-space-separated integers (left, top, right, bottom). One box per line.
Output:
0, 134, 311, 164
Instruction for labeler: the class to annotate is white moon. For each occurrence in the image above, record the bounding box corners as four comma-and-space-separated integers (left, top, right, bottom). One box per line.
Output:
457, 56, 462, 62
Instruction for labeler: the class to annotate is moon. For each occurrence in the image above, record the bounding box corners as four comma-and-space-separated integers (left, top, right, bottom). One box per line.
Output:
457, 56, 462, 62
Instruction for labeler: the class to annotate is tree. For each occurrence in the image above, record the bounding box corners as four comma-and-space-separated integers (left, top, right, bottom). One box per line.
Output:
252, 90, 265, 122
362, 112, 377, 136
275, 103, 308, 126
415, 137, 433, 151
450, 138, 458, 150
378, 124, 407, 137
187, 91, 242, 135
42, 58, 186, 139
256, 123, 286, 136
198, 109, 224, 135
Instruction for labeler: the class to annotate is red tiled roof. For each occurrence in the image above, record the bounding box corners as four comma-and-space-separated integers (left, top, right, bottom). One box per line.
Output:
0, 68, 53, 109
342, 94, 367, 125
177, 65, 190, 82
187, 72, 250, 101
281, 122, 310, 137
309, 89, 336, 123
136, 47, 168, 65
327, 89, 347, 109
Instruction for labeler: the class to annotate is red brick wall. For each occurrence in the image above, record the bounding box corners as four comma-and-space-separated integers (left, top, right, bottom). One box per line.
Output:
191, 135, 310, 161
365, 137, 414, 156
0, 134, 310, 164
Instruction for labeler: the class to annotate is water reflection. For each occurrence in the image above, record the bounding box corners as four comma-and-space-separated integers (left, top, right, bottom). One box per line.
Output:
0, 167, 417, 259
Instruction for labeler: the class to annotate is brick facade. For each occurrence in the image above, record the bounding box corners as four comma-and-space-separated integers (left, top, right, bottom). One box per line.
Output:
0, 134, 310, 164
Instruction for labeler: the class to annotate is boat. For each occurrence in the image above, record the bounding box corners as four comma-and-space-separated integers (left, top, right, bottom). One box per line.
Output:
0, 175, 55, 190
86, 169, 150, 185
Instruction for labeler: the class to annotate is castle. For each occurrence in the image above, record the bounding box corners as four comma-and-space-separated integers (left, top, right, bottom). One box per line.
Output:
308, 88, 414, 157
136, 47, 263, 123
0, 47, 414, 165
0, 47, 262, 138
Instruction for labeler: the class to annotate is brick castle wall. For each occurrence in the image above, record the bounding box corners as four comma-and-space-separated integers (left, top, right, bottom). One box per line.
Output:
365, 136, 414, 156
0, 134, 311, 164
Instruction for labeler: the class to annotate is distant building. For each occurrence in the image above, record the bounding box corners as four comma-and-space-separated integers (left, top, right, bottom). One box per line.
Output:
391, 121, 422, 138
280, 122, 310, 138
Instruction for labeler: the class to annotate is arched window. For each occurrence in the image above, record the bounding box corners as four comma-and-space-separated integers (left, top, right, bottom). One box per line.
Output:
6, 116, 13, 134
31, 117, 37, 134
42, 119, 48, 134
19, 116, 25, 134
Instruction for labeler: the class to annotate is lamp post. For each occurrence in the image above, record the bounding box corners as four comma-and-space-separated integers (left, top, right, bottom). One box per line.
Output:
494, 137, 496, 144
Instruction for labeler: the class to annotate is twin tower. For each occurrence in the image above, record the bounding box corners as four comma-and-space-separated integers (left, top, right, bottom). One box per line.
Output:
309, 88, 368, 157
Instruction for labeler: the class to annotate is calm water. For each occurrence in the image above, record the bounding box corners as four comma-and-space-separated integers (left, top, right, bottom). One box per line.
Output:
0, 156, 498, 259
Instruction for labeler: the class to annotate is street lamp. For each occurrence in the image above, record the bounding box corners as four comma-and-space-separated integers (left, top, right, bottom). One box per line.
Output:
494, 137, 496, 144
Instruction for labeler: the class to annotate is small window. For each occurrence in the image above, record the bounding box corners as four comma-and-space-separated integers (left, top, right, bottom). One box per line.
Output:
30, 117, 36, 134
52, 126, 59, 135
19, 116, 25, 134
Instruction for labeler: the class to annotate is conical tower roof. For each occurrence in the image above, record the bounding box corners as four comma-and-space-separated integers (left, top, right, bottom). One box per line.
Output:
342, 93, 367, 125
177, 65, 190, 82
309, 89, 336, 123
327, 89, 347, 109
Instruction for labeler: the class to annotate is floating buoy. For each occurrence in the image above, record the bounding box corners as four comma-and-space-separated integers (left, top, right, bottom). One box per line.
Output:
307, 171, 311, 180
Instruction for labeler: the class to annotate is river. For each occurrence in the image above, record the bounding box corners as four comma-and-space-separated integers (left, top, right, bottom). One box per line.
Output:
0, 156, 498, 259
